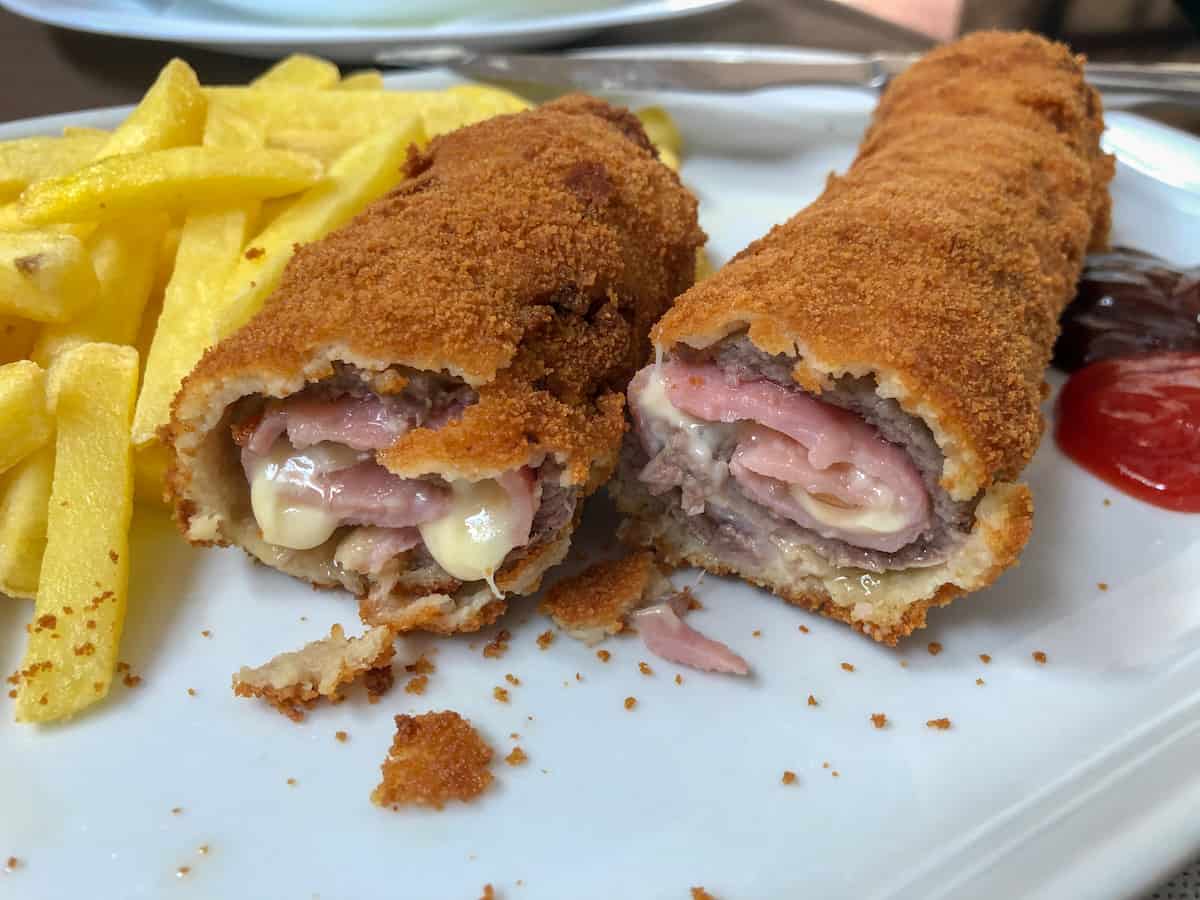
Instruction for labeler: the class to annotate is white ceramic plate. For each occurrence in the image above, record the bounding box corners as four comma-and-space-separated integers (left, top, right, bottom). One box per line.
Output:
2, 66, 1199, 900
0, 0, 741, 62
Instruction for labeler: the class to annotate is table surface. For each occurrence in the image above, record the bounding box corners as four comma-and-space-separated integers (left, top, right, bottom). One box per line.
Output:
0, 2, 1197, 897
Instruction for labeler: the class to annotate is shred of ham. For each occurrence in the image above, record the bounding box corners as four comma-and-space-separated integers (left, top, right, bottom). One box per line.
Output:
496, 467, 538, 550
631, 600, 750, 675
248, 394, 409, 455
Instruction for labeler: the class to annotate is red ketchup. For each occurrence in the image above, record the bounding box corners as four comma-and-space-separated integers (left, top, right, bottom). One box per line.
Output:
1054, 249, 1200, 512
1055, 353, 1200, 512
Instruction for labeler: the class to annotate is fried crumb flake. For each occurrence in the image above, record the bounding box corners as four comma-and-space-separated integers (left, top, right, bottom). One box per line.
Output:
286, 778, 297, 786
1097, 582, 1108, 591
596, 650, 611, 663
365, 665, 395, 703
979, 653, 991, 664
798, 625, 809, 634
482, 629, 511, 659
171, 807, 183, 815
638, 661, 653, 676
480, 885, 495, 900
197, 845, 209, 856
187, 688, 196, 697
807, 694, 818, 706
752, 630, 762, 637
201, 630, 212, 638
405, 655, 436, 676
372, 711, 494, 810
781, 771, 797, 785
538, 551, 669, 644
405, 675, 429, 695
691, 887, 717, 900
674, 674, 683, 685
1033, 651, 1047, 664
493, 687, 510, 703
840, 662, 855, 672
870, 713, 888, 729
832, 771, 840, 778
926, 718, 952, 730
976, 678, 985, 686
535, 630, 554, 650
176, 866, 190, 878
232, 624, 396, 722
4, 857, 18, 872
504, 673, 520, 686
623, 696, 637, 710
505, 746, 528, 766
335, 731, 348, 743
927, 641, 943, 656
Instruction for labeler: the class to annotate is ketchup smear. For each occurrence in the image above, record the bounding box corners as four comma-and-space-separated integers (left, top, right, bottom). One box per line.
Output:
1055, 352, 1200, 512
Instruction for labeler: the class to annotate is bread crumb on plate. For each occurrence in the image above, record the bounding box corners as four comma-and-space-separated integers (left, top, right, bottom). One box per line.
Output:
538, 551, 670, 645
372, 711, 494, 810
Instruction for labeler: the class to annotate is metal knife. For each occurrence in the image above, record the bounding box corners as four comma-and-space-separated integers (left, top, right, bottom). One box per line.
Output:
377, 45, 1200, 101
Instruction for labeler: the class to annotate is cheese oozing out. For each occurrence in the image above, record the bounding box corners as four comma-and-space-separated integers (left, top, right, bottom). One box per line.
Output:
247, 440, 367, 550
417, 478, 522, 590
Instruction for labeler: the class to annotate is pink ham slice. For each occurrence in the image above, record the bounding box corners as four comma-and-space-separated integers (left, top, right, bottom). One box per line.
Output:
247, 394, 409, 455
632, 601, 750, 675
497, 468, 538, 550
657, 360, 930, 552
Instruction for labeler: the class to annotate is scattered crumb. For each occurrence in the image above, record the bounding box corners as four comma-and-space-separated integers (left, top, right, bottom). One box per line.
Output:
171, 807, 183, 815
691, 889, 717, 900
372, 711, 494, 810
1103, 498, 1112, 506
927, 641, 943, 656
638, 661, 653, 676
509, 732, 520, 740
1033, 651, 1047, 665
176, 866, 191, 878
674, 674, 683, 685
979, 654, 991, 664
480, 885, 495, 900
535, 630, 554, 650
899, 660, 909, 668
832, 771, 840, 778
807, 694, 818, 707
822, 762, 829, 769
197, 845, 209, 856
538, 551, 669, 644
493, 687, 510, 703
870, 713, 888, 729
300, 616, 308, 622
596, 650, 611, 663
505, 673, 520, 686
482, 629, 511, 659
976, 678, 985, 686
405, 675, 429, 695
752, 630, 761, 637
286, 778, 297, 786
575, 672, 583, 682
116, 662, 129, 673
798, 624, 809, 634
926, 718, 952, 730
1097, 582, 1108, 591
505, 747, 528, 767
781, 771, 797, 785
624, 696, 637, 710
244, 246, 265, 260
365, 665, 394, 703
201, 630, 212, 638
232, 624, 396, 722
335, 731, 348, 743
405, 655, 436, 676
840, 662, 855, 672
108, 550, 119, 564
187, 688, 196, 697
4, 857, 18, 872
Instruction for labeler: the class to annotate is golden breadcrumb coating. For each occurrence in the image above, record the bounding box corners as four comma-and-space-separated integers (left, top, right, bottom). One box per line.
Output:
651, 31, 1112, 500
538, 550, 669, 644
232, 624, 395, 721
372, 711, 494, 810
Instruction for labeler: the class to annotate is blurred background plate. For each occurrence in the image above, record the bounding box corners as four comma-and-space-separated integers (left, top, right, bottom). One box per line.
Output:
0, 0, 743, 62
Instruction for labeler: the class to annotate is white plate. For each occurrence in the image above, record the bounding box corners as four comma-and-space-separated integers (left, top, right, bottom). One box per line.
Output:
2, 66, 1200, 900
0, 0, 741, 62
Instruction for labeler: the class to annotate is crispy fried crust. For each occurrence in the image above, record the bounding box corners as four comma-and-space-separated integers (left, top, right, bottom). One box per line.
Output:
651, 32, 1112, 501
372, 711, 494, 810
166, 95, 704, 633
538, 551, 670, 644
232, 624, 396, 721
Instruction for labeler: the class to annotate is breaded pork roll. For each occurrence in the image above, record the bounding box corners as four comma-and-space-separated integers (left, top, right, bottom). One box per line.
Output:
168, 96, 703, 633
613, 32, 1114, 644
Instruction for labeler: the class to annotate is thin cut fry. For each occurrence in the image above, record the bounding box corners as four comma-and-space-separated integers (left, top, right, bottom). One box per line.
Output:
0, 231, 98, 323
0, 445, 54, 600
18, 146, 321, 226
132, 106, 262, 449
206, 85, 450, 137
31, 216, 164, 365
96, 58, 206, 160
0, 204, 94, 241
0, 133, 108, 202
635, 106, 683, 158
217, 118, 422, 336
134, 442, 169, 506
253, 54, 340, 89
0, 361, 51, 477
337, 70, 385, 91
14, 343, 138, 723
266, 129, 359, 166
421, 85, 531, 139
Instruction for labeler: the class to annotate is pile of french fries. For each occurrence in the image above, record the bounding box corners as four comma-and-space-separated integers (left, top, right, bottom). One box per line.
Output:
0, 55, 689, 725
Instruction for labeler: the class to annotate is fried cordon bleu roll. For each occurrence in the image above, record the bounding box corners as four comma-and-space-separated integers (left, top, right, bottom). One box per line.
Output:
612, 32, 1114, 644
167, 95, 704, 634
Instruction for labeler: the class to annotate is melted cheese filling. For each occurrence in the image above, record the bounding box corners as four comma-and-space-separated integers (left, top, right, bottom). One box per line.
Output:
417, 478, 520, 590
247, 441, 367, 550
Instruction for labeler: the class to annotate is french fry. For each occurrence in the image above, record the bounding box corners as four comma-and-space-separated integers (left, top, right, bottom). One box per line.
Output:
31, 215, 164, 366
266, 129, 359, 166
18, 147, 321, 226
0, 133, 109, 202
0, 316, 37, 363
0, 361, 51, 477
635, 106, 683, 158
133, 224, 184, 374
253, 53, 340, 89
658, 147, 681, 172
96, 58, 206, 160
0, 204, 95, 241
421, 85, 531, 139
61, 127, 110, 139
14, 343, 138, 723
0, 445, 53, 600
132, 106, 262, 450
337, 70, 385, 91
133, 442, 170, 506
206, 85, 450, 138
0, 231, 98, 323
218, 118, 422, 335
